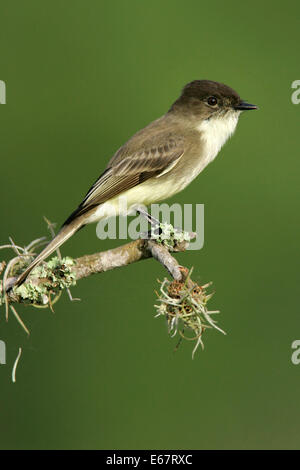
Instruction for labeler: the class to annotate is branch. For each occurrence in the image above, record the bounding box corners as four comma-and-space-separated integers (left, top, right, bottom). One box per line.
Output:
73, 237, 187, 282
1, 228, 195, 307
0, 223, 224, 357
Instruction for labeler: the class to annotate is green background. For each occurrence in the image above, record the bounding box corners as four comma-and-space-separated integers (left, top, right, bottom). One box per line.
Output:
0, 0, 299, 450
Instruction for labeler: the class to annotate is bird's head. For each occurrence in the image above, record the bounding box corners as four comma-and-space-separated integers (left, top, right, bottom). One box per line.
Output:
170, 80, 258, 121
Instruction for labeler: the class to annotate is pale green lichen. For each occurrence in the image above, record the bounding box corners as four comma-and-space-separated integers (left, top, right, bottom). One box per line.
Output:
10, 256, 76, 306
154, 273, 225, 358
151, 223, 191, 250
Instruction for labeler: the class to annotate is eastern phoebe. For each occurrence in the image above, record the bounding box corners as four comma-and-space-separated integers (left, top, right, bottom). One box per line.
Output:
12, 80, 257, 288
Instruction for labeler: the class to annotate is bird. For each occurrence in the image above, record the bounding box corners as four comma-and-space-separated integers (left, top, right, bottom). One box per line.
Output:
11, 79, 257, 289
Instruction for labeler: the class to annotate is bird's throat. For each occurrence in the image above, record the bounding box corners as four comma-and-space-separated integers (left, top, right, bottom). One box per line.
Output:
197, 111, 240, 165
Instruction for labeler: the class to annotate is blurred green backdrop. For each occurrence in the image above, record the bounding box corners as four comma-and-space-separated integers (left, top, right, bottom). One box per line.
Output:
0, 0, 299, 450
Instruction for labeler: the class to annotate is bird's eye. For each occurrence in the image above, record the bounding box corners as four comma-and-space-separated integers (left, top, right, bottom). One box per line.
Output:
207, 96, 218, 106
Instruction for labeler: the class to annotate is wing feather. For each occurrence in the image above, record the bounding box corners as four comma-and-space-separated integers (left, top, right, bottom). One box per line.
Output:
63, 133, 184, 225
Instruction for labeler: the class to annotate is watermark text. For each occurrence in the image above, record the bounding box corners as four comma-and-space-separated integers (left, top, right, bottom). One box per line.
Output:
96, 199, 204, 250
0, 80, 6, 104
0, 340, 6, 365
291, 80, 300, 104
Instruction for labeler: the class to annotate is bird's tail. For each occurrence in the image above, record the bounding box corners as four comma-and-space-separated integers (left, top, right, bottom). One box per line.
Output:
9, 220, 83, 290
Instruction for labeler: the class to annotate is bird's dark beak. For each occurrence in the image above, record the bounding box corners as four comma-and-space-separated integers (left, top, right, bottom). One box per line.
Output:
234, 100, 258, 111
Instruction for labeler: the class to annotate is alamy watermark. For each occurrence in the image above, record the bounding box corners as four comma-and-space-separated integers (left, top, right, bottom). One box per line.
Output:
0, 340, 6, 365
95, 198, 204, 250
0, 80, 6, 104
291, 80, 300, 104
291, 340, 300, 365
0, 341, 23, 382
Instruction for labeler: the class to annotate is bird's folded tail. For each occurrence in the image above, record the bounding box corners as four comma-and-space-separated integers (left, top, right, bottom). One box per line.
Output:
8, 219, 83, 291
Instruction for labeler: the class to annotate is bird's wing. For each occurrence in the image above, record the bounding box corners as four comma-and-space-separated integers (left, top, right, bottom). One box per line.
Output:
63, 133, 184, 224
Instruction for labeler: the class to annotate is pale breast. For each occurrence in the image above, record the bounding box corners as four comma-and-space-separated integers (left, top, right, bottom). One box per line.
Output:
88, 112, 240, 223
197, 112, 240, 166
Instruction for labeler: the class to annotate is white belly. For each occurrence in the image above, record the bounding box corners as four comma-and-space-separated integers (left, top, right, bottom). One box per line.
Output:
87, 180, 177, 223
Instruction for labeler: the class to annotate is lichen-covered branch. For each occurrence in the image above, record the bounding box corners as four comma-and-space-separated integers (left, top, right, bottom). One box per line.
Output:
0, 222, 224, 357
1, 225, 195, 307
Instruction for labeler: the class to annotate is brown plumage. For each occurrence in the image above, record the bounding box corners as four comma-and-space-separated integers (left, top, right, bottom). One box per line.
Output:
11, 80, 257, 289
